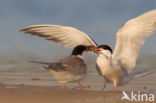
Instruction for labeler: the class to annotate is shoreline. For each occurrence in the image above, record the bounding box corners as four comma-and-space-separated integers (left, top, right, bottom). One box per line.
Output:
0, 84, 155, 103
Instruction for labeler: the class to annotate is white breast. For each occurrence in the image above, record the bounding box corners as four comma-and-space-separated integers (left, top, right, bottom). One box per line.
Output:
96, 51, 112, 75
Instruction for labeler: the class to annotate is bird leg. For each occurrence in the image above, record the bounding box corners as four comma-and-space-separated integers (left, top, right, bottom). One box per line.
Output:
62, 83, 68, 91
101, 80, 107, 91
112, 80, 117, 94
78, 82, 85, 89
112, 86, 117, 100
112, 86, 116, 94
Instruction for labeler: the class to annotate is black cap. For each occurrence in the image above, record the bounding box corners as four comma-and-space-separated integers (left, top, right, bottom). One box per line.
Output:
71, 45, 88, 55
98, 45, 113, 54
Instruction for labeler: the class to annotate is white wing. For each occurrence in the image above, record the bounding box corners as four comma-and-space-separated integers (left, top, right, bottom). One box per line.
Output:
20, 25, 97, 48
112, 10, 156, 72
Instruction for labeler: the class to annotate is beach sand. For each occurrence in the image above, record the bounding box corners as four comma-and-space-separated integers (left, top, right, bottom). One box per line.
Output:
0, 84, 155, 103
0, 55, 156, 103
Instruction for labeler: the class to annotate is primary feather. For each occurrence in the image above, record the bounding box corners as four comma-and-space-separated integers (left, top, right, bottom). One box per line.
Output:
20, 25, 97, 48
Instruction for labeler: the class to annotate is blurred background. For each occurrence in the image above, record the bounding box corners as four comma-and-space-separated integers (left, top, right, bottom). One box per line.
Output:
0, 0, 155, 91
0, 0, 156, 56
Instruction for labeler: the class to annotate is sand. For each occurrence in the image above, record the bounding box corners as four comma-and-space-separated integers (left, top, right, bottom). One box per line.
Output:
0, 55, 156, 103
0, 84, 155, 103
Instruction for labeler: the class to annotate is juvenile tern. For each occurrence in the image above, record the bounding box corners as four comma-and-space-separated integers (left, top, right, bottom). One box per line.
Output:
30, 45, 96, 90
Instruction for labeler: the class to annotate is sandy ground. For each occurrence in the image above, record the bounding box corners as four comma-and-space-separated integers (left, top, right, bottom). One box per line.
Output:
0, 84, 155, 103
0, 55, 156, 103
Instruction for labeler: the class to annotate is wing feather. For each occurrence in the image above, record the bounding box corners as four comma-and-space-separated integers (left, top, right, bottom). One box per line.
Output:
112, 9, 156, 72
20, 25, 97, 48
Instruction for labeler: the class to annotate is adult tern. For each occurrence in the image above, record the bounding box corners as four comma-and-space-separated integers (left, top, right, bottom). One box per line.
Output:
95, 10, 156, 91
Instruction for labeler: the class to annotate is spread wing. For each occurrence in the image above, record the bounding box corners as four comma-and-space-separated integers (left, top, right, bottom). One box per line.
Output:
20, 25, 97, 48
112, 10, 156, 72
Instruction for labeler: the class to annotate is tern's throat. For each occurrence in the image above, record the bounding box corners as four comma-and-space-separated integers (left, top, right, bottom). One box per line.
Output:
98, 50, 112, 59
97, 50, 112, 68
96, 50, 113, 76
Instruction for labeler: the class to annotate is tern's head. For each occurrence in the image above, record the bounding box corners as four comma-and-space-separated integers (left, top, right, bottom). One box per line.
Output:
72, 45, 96, 56
98, 45, 113, 54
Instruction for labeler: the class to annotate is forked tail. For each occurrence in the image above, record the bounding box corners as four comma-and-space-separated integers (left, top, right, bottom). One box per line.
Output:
132, 69, 153, 78
123, 69, 153, 85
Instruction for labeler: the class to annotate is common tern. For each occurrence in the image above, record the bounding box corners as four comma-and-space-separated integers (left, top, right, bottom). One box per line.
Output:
94, 10, 156, 92
30, 45, 96, 90
20, 9, 156, 91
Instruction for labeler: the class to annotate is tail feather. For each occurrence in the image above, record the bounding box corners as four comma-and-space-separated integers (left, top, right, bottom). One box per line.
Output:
30, 61, 65, 72
123, 69, 153, 84
29, 61, 53, 71
43, 66, 51, 71
132, 69, 153, 78
30, 61, 53, 65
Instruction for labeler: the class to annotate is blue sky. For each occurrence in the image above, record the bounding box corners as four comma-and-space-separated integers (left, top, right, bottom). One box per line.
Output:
0, 0, 156, 57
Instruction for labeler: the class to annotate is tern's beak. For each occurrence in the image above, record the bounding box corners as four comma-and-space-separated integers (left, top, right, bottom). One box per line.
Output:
87, 46, 102, 54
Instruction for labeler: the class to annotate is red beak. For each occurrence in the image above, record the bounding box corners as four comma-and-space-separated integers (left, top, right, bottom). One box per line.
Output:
88, 46, 102, 52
